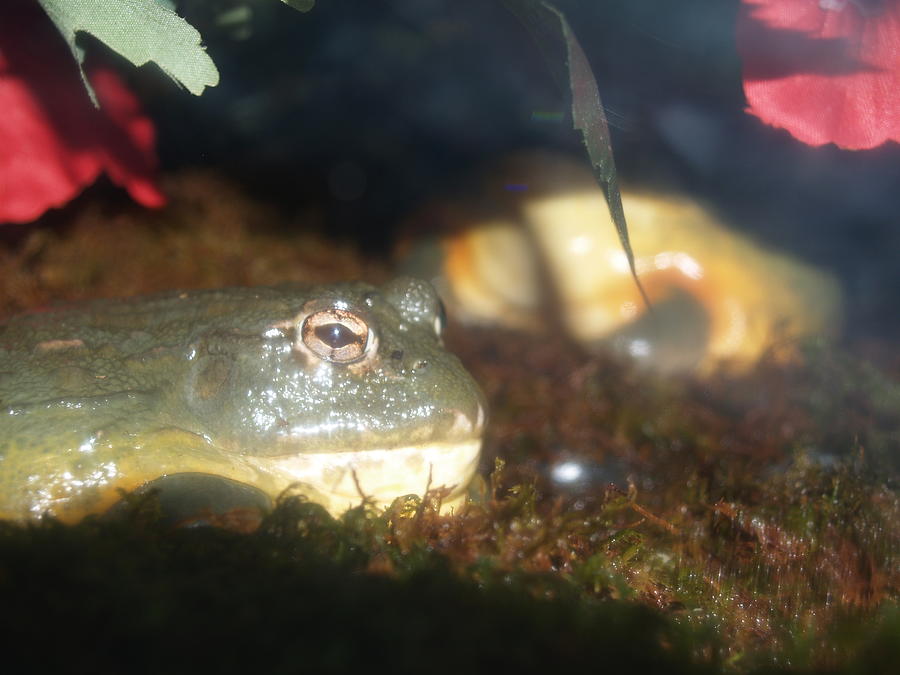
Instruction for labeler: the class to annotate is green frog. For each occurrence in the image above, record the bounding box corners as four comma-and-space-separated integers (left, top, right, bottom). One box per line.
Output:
0, 278, 485, 523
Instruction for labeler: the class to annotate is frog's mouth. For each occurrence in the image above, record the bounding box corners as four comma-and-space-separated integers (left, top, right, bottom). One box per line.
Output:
257, 438, 483, 515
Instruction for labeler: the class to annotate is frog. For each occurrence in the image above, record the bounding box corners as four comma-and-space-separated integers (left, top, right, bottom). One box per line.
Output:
0, 277, 486, 523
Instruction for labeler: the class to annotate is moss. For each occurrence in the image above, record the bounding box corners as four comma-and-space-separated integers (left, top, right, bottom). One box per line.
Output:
449, 325, 898, 670
0, 498, 711, 674
1, 480, 895, 673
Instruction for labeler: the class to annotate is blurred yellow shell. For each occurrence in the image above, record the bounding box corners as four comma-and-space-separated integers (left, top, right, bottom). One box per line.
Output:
402, 152, 842, 373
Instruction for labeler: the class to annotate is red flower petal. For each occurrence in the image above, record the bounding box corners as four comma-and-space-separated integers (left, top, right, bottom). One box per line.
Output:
737, 0, 900, 149
0, 0, 165, 224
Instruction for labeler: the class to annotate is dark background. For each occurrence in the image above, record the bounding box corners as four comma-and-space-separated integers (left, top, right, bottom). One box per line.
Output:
121, 0, 897, 342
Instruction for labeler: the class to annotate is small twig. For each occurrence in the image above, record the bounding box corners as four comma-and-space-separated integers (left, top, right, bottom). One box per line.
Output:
350, 468, 376, 510
628, 501, 679, 535
415, 464, 435, 521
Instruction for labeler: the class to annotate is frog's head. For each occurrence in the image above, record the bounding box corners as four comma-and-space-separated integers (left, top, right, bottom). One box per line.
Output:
185, 277, 486, 513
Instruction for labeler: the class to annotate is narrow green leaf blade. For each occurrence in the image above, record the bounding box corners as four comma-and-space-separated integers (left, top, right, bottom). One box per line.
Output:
281, 0, 316, 12
501, 0, 650, 307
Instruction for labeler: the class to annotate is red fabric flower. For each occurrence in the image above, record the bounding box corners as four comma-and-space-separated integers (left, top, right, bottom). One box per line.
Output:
737, 0, 900, 149
0, 0, 165, 224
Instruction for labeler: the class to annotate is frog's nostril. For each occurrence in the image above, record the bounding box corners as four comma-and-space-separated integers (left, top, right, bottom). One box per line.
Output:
390, 349, 404, 361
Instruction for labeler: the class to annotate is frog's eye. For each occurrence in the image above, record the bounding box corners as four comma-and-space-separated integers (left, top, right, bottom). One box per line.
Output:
301, 308, 372, 363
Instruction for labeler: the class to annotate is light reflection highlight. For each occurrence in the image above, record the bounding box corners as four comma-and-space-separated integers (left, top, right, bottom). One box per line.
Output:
551, 460, 584, 484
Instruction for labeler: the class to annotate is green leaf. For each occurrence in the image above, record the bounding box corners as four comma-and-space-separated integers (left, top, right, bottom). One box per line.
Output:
280, 0, 316, 12
37, 0, 219, 105
500, 0, 651, 308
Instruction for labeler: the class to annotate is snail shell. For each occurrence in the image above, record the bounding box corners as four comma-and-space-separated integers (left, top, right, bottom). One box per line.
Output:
400, 152, 842, 373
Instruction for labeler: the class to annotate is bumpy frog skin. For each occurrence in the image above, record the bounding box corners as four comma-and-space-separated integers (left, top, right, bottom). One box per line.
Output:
0, 278, 486, 522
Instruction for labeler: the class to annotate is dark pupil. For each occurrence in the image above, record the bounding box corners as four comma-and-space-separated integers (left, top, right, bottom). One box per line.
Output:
315, 323, 359, 349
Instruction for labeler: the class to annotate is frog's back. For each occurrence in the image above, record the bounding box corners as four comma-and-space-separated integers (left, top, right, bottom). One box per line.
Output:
0, 285, 318, 460
0, 286, 303, 403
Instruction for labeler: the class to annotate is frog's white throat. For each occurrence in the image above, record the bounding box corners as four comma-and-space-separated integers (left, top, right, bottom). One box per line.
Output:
261, 439, 482, 516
